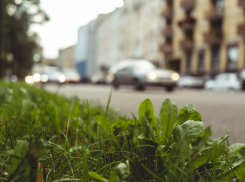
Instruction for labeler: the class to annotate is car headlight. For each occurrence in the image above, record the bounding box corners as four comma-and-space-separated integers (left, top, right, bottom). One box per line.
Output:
41, 74, 49, 82
147, 72, 157, 81
33, 73, 41, 82
107, 74, 114, 82
25, 75, 34, 84
171, 73, 179, 81
58, 74, 66, 83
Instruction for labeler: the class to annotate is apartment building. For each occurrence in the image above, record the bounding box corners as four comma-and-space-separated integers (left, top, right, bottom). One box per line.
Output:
161, 0, 245, 76
94, 10, 122, 68
93, 0, 165, 69
75, 21, 97, 78
56, 45, 75, 69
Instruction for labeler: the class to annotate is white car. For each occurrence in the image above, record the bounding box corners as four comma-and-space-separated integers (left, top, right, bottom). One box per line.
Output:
62, 68, 81, 83
177, 75, 204, 88
204, 73, 241, 91
91, 73, 107, 84
107, 59, 179, 91
40, 66, 66, 84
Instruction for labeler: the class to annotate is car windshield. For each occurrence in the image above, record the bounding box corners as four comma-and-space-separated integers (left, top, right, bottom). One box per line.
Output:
133, 61, 155, 71
63, 69, 79, 74
215, 74, 237, 81
43, 70, 62, 75
109, 61, 131, 74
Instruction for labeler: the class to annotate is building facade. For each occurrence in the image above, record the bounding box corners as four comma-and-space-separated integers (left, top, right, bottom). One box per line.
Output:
74, 21, 97, 78
161, 0, 245, 75
56, 45, 75, 69
95, 0, 165, 68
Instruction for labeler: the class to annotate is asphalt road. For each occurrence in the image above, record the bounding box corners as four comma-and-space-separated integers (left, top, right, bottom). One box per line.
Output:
45, 84, 245, 143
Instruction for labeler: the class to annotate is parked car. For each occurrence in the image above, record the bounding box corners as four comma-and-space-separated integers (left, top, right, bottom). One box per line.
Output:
107, 59, 179, 91
204, 73, 241, 91
62, 68, 81, 83
177, 74, 204, 88
40, 66, 66, 84
91, 73, 107, 84
241, 69, 245, 91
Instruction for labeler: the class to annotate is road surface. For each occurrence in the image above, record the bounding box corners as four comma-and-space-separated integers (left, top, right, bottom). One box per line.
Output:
45, 84, 245, 143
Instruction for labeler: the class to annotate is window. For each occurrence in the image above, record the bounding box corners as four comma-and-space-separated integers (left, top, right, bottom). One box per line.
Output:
227, 45, 238, 71
186, 53, 192, 74
198, 50, 205, 73
211, 46, 220, 72
216, 0, 224, 15
133, 61, 156, 71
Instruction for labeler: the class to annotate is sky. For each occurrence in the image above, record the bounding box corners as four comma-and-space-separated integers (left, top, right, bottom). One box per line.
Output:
31, 0, 124, 59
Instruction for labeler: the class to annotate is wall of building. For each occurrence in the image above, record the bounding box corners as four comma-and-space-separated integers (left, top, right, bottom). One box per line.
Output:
75, 21, 97, 78
56, 45, 75, 69
164, 0, 245, 76
92, 0, 165, 70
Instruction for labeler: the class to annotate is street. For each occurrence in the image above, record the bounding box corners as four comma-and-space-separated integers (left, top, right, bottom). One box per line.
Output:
45, 84, 245, 143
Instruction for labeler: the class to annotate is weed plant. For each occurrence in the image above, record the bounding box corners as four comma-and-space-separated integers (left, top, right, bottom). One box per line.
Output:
0, 82, 245, 182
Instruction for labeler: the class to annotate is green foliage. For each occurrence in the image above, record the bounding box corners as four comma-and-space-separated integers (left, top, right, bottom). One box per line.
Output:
0, 82, 245, 181
0, 0, 49, 78
160, 98, 178, 144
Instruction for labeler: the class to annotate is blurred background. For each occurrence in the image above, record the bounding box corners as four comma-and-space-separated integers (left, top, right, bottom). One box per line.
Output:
1, 0, 245, 141
1, 0, 245, 89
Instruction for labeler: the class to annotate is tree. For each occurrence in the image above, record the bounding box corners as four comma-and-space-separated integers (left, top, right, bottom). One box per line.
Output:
0, 0, 49, 79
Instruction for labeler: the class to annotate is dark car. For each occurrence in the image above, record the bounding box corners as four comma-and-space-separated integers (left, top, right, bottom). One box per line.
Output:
107, 59, 179, 91
241, 69, 245, 90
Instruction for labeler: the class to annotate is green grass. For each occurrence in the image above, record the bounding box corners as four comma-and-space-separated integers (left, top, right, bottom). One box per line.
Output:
0, 81, 245, 182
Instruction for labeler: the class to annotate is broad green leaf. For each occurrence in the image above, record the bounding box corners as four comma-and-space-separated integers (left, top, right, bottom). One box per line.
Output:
176, 108, 189, 125
95, 115, 109, 132
131, 112, 139, 124
160, 98, 178, 144
228, 143, 245, 153
109, 163, 130, 182
236, 146, 245, 158
191, 144, 225, 169
172, 120, 204, 157
88, 171, 108, 182
199, 126, 212, 138
133, 124, 141, 143
0, 152, 10, 157
234, 162, 245, 181
213, 130, 229, 145
217, 159, 245, 181
138, 99, 155, 138
177, 106, 201, 125
188, 110, 202, 121
185, 103, 195, 112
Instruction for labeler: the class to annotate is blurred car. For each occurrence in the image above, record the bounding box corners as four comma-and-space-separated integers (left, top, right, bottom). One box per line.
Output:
62, 68, 81, 83
204, 73, 241, 91
40, 66, 66, 84
177, 75, 204, 88
107, 59, 179, 91
241, 69, 245, 91
91, 73, 107, 84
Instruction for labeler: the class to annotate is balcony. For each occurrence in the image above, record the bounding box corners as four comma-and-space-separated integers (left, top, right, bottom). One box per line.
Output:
161, 8, 173, 19
180, 40, 193, 51
205, 8, 223, 21
237, 23, 245, 36
204, 30, 222, 45
161, 43, 173, 55
179, 17, 196, 31
239, 0, 245, 8
162, 26, 173, 37
181, 0, 195, 10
